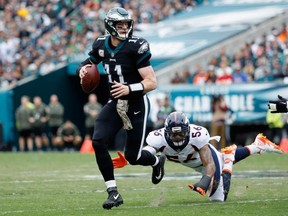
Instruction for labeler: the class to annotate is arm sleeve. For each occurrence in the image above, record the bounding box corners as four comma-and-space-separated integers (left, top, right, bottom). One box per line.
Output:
134, 39, 152, 69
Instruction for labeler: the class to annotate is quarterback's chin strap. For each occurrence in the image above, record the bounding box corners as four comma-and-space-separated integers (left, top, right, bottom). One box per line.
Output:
116, 99, 133, 130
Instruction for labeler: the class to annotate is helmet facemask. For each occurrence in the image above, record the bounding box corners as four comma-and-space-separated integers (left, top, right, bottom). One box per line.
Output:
167, 127, 189, 147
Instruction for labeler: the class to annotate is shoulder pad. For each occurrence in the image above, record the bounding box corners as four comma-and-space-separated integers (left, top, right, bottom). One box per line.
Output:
190, 125, 210, 149
128, 37, 148, 45
92, 35, 106, 50
127, 37, 150, 55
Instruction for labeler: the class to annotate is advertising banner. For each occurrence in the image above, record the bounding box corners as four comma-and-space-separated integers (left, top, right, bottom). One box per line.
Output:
150, 83, 288, 124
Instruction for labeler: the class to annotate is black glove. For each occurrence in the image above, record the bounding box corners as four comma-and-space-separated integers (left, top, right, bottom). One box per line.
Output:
268, 95, 288, 113
188, 175, 211, 196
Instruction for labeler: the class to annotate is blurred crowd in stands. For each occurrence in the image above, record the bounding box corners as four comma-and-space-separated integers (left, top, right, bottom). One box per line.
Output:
171, 23, 288, 84
1, 0, 287, 88
0, 0, 202, 89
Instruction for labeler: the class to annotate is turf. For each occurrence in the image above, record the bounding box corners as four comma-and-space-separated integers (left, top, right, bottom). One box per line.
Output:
0, 152, 287, 216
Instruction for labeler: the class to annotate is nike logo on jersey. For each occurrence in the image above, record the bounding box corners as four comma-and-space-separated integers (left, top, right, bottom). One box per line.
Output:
139, 40, 144, 45
113, 194, 119, 200
134, 111, 141, 115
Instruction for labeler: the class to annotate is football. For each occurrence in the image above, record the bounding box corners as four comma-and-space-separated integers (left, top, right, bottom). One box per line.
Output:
81, 64, 100, 93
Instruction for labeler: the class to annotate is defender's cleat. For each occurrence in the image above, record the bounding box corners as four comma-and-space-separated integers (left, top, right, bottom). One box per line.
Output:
102, 187, 123, 210
221, 144, 237, 163
253, 133, 284, 154
152, 154, 166, 184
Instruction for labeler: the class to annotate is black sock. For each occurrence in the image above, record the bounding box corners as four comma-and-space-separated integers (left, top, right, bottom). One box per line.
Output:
222, 171, 232, 201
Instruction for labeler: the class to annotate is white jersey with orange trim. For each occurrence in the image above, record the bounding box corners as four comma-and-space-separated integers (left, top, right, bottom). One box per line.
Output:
145, 124, 221, 174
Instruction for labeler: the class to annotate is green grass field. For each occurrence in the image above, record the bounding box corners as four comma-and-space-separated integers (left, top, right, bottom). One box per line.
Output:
1, 152, 288, 216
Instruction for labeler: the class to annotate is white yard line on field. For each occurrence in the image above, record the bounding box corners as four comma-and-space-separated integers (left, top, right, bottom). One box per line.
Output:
0, 170, 288, 184
1, 197, 288, 214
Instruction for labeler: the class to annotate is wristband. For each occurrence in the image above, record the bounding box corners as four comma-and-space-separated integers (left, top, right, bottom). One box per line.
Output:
128, 83, 144, 93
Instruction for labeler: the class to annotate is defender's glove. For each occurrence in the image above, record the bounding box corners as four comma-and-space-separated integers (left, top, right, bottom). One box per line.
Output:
268, 95, 288, 113
188, 175, 212, 196
112, 151, 128, 168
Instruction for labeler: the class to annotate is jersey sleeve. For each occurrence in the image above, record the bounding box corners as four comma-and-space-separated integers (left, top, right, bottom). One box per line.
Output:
75, 37, 104, 75
145, 129, 166, 150
88, 37, 105, 65
190, 125, 211, 150
131, 38, 152, 69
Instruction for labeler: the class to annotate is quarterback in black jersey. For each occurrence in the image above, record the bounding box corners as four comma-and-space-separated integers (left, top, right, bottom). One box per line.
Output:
77, 7, 162, 209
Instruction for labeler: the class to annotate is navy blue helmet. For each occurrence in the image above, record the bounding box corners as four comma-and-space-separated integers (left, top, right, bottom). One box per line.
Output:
164, 112, 190, 148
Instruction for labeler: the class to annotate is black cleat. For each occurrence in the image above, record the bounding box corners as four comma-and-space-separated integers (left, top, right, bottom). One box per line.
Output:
152, 154, 166, 184
102, 187, 123, 210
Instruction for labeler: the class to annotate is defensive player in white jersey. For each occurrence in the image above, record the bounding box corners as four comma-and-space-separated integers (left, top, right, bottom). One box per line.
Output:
112, 112, 284, 202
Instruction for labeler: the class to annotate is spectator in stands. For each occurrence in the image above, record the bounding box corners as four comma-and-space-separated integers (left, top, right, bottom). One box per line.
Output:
216, 46, 231, 66
216, 62, 233, 85
154, 96, 176, 129
243, 62, 255, 82
39, 58, 56, 75
46, 94, 64, 150
3, 1, 288, 88
1, 0, 200, 89
216, 59, 233, 78
182, 67, 194, 84
210, 95, 229, 150
254, 55, 273, 82
30, 96, 49, 151
266, 110, 284, 144
241, 44, 256, 67
206, 65, 217, 84
170, 71, 185, 84
232, 61, 248, 83
277, 23, 288, 44
270, 53, 284, 79
55, 119, 82, 151
83, 93, 103, 140
208, 56, 219, 70
15, 95, 34, 151
193, 67, 208, 85
255, 69, 274, 82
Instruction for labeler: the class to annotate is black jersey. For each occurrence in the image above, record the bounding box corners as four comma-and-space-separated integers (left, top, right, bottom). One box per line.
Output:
87, 35, 152, 100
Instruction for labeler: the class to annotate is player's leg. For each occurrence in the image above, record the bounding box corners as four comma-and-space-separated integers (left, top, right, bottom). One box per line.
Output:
221, 144, 237, 201
92, 101, 123, 209
125, 96, 165, 184
34, 128, 42, 151
233, 133, 284, 164
207, 145, 225, 201
41, 126, 50, 151
219, 133, 284, 201
26, 129, 34, 151
247, 133, 284, 154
